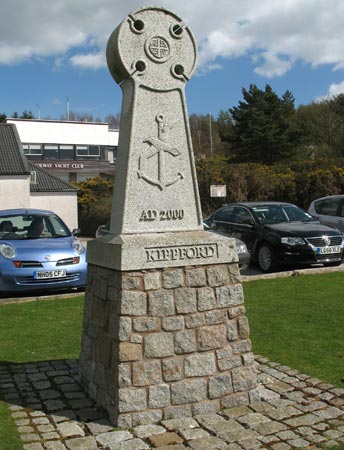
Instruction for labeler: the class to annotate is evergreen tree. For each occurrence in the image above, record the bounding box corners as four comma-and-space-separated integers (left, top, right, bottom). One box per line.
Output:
21, 110, 35, 119
227, 84, 300, 164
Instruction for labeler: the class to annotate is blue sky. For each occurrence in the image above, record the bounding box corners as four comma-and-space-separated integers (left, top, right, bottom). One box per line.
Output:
2, 0, 344, 121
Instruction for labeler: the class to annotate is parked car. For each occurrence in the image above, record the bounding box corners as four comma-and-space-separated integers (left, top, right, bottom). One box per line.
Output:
204, 202, 344, 272
96, 223, 111, 239
203, 222, 250, 272
308, 195, 344, 232
0, 209, 87, 295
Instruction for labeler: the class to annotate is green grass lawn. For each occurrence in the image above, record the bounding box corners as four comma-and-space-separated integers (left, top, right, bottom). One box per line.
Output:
0, 273, 343, 449
0, 296, 84, 363
0, 296, 84, 450
244, 271, 344, 388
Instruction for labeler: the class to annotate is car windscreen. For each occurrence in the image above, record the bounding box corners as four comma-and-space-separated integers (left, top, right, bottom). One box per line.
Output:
0, 214, 71, 240
252, 205, 315, 224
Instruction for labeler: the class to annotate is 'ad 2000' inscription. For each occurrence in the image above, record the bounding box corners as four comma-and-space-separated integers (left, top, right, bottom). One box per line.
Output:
140, 209, 184, 221
146, 243, 218, 263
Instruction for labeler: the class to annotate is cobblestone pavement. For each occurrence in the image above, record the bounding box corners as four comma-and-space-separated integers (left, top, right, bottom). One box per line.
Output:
1, 355, 344, 450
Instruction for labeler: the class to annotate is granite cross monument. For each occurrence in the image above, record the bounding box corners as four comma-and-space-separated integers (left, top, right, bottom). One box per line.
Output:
80, 5, 257, 427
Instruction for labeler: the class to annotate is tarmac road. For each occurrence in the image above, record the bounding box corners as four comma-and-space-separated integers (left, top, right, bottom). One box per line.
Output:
240, 260, 344, 281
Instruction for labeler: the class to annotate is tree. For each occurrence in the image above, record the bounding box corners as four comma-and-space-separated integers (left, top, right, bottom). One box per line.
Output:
295, 99, 344, 158
72, 176, 114, 236
226, 84, 300, 164
0, 113, 6, 123
21, 110, 35, 119
10, 110, 35, 119
328, 93, 344, 117
217, 110, 234, 142
105, 114, 120, 129
59, 112, 102, 122
189, 113, 224, 160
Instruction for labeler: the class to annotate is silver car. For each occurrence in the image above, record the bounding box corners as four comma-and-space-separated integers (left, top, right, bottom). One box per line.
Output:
308, 195, 344, 232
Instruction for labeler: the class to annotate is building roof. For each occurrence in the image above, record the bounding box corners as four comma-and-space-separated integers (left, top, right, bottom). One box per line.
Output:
29, 162, 77, 192
0, 124, 30, 175
0, 123, 76, 193
6, 118, 119, 146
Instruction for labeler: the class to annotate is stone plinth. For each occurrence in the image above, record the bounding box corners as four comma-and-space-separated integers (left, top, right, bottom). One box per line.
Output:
86, 230, 239, 271
79, 259, 257, 427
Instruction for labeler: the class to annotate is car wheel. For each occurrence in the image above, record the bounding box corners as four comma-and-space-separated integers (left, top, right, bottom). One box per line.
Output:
257, 243, 277, 273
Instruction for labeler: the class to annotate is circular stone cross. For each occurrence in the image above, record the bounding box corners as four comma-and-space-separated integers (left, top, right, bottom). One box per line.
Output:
106, 6, 197, 91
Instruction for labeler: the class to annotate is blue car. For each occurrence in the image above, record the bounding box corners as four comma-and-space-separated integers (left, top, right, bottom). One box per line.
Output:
0, 209, 87, 296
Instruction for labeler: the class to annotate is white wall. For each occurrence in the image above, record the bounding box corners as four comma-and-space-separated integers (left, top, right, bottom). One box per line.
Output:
0, 176, 31, 209
7, 119, 118, 146
30, 192, 78, 230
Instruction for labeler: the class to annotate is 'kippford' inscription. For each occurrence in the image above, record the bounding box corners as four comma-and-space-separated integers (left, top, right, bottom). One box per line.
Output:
146, 244, 218, 263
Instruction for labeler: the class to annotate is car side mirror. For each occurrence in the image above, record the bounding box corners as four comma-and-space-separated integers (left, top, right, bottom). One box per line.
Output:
72, 228, 81, 236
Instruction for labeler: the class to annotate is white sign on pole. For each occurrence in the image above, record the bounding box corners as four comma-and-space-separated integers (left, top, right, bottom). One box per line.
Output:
210, 185, 227, 198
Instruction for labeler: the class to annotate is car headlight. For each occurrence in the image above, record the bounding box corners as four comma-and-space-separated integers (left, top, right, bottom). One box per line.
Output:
281, 237, 306, 246
72, 240, 85, 255
0, 243, 16, 259
236, 242, 248, 254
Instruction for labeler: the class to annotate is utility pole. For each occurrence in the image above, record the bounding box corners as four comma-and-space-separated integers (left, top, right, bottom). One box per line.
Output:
209, 113, 213, 158
67, 97, 70, 121
36, 104, 41, 119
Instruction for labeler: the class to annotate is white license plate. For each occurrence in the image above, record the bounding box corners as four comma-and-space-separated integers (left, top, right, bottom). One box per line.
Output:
34, 270, 67, 279
317, 246, 341, 255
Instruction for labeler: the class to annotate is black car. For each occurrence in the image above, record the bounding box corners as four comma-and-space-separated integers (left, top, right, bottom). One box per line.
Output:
204, 202, 344, 272
95, 223, 111, 239
203, 223, 250, 272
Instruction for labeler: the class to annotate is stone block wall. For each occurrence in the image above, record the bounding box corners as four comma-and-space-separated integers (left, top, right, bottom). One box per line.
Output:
79, 263, 257, 427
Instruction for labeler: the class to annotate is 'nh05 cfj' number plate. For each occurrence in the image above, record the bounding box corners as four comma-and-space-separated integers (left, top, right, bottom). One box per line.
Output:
34, 270, 67, 279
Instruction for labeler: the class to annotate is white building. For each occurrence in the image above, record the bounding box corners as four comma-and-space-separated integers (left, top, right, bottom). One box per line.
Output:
6, 118, 119, 183
0, 124, 79, 230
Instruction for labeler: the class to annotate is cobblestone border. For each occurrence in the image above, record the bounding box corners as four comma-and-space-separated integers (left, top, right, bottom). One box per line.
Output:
1, 355, 343, 449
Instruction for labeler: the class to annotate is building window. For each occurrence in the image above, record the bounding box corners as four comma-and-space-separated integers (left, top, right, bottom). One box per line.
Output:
59, 174, 71, 183
76, 145, 100, 160
44, 145, 59, 160
60, 145, 74, 160
23, 144, 42, 160
30, 171, 37, 184
108, 146, 118, 163
107, 146, 117, 164
77, 173, 94, 181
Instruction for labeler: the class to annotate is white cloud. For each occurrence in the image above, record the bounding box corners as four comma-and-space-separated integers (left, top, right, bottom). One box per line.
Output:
327, 81, 344, 98
254, 52, 293, 78
69, 52, 106, 69
1, 0, 344, 80
315, 81, 344, 103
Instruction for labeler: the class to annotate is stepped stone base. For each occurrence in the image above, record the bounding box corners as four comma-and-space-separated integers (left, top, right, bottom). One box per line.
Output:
79, 262, 257, 427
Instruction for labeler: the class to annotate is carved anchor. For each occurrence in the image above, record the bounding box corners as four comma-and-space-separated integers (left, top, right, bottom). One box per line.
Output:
138, 114, 184, 190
